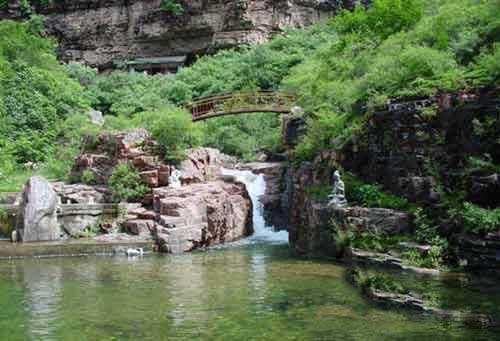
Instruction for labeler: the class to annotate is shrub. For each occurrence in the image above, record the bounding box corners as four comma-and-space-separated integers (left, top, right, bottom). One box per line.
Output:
0, 20, 89, 167
352, 270, 408, 295
108, 164, 149, 203
413, 208, 439, 243
333, 228, 354, 257
294, 111, 361, 163
81, 170, 96, 185
402, 236, 448, 269
136, 108, 203, 162
453, 202, 500, 235
344, 174, 410, 210
305, 185, 331, 202
160, 0, 184, 15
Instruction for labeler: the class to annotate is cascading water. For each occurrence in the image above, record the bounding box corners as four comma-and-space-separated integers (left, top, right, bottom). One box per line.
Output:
221, 168, 288, 244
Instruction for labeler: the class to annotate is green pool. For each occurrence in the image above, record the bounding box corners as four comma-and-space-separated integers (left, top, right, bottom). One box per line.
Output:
0, 242, 498, 340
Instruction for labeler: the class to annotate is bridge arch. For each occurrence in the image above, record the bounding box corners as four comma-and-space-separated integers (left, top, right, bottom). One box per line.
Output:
186, 91, 296, 121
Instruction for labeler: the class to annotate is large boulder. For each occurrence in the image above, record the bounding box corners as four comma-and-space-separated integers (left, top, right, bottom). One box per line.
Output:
468, 173, 500, 207
16, 176, 63, 242
179, 148, 235, 184
332, 206, 412, 235
152, 181, 252, 253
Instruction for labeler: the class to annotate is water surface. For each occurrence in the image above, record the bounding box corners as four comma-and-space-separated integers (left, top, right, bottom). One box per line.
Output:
0, 170, 498, 340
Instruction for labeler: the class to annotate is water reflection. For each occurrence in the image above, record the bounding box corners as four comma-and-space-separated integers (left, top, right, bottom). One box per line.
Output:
0, 246, 498, 340
21, 261, 63, 339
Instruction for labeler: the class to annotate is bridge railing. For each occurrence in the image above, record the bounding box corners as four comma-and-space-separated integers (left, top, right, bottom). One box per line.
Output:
187, 91, 296, 121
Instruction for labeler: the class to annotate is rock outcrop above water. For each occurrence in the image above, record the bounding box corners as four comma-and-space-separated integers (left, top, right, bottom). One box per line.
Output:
152, 181, 252, 253
280, 89, 500, 270
1, 0, 352, 70
71, 129, 230, 189
16, 176, 63, 242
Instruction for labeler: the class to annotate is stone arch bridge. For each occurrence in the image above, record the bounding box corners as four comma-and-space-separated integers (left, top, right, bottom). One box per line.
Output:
186, 91, 297, 121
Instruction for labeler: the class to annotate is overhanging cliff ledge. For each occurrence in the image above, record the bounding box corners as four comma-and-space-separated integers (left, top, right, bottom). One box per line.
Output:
1, 0, 355, 70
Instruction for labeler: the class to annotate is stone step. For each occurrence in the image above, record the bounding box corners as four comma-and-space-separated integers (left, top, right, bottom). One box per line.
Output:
158, 216, 187, 229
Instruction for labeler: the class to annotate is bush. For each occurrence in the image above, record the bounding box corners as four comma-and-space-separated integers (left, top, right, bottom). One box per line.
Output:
352, 270, 408, 295
0, 20, 89, 171
81, 170, 96, 185
294, 111, 361, 163
285, 0, 499, 160
160, 0, 184, 15
136, 108, 203, 162
108, 164, 149, 203
402, 236, 448, 269
453, 202, 500, 235
344, 174, 410, 210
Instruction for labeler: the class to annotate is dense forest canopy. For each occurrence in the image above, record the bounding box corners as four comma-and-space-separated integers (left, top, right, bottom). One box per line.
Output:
0, 0, 499, 191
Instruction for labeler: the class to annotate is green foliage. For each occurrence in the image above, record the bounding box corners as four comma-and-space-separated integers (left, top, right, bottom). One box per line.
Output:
333, 0, 423, 40
136, 108, 202, 162
75, 70, 171, 117
160, 0, 184, 15
0, 0, 9, 10
108, 164, 149, 203
402, 237, 448, 269
469, 43, 500, 86
201, 112, 282, 160
294, 112, 361, 163
305, 185, 331, 203
81, 170, 96, 185
413, 208, 439, 243
0, 21, 88, 161
344, 174, 410, 210
0, 206, 13, 237
350, 231, 404, 254
332, 215, 407, 258
0, 20, 90, 191
333, 228, 354, 257
451, 202, 500, 235
352, 270, 408, 295
465, 155, 500, 176
285, 0, 500, 160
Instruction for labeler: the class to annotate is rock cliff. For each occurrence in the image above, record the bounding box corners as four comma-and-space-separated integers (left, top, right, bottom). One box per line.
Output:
2, 0, 353, 69
280, 88, 500, 268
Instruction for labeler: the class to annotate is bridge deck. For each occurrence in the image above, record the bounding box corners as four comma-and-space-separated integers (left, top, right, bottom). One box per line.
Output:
187, 91, 296, 121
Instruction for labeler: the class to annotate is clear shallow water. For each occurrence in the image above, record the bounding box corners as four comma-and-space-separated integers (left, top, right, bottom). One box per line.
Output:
0, 246, 499, 340
0, 170, 498, 340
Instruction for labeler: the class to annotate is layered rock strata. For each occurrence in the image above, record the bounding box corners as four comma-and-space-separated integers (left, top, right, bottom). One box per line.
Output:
1, 0, 354, 70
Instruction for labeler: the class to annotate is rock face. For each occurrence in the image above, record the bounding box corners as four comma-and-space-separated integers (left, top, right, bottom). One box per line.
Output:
179, 147, 234, 184
52, 183, 110, 204
457, 232, 500, 270
16, 176, 63, 242
1, 0, 354, 70
333, 206, 411, 235
71, 129, 228, 190
281, 157, 411, 255
282, 115, 306, 148
279, 88, 500, 265
152, 181, 253, 253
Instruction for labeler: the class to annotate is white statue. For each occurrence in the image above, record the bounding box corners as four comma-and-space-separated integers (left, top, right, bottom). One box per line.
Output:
328, 170, 347, 207
168, 168, 182, 189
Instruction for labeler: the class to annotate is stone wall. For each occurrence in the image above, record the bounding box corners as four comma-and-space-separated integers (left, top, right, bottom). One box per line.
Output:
280, 88, 500, 262
1, 0, 354, 70
340, 89, 500, 205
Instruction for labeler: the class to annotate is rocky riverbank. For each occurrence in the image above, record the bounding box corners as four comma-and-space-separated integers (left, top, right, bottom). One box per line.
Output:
0, 129, 254, 255
279, 89, 500, 272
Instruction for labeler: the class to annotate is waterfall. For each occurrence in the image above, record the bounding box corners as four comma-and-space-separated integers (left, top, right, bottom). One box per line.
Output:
221, 168, 288, 243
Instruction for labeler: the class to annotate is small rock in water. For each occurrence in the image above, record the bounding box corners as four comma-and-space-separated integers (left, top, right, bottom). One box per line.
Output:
126, 248, 144, 256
